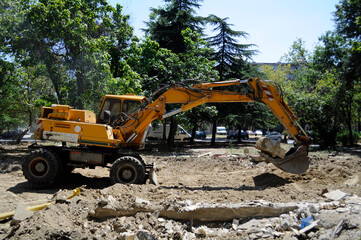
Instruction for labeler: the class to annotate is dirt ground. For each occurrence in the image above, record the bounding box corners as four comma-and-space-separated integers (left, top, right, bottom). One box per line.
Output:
0, 141, 360, 239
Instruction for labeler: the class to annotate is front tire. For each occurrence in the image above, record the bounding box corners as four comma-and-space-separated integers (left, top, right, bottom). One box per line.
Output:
22, 149, 61, 186
110, 156, 145, 184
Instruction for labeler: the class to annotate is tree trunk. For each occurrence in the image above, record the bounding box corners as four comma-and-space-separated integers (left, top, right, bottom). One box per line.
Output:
237, 125, 242, 143
162, 120, 167, 144
167, 117, 177, 146
211, 119, 217, 146
190, 124, 197, 143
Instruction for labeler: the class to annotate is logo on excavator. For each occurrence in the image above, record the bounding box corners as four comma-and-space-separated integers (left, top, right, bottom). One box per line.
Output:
261, 85, 274, 101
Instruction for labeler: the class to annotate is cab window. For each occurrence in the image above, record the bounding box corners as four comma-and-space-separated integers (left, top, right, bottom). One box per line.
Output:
122, 100, 141, 113
98, 98, 122, 123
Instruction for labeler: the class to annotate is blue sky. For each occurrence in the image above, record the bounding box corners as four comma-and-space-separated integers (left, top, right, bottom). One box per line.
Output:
109, 0, 339, 63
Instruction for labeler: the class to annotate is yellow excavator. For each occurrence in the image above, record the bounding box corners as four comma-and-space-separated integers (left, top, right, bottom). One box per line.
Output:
23, 78, 311, 185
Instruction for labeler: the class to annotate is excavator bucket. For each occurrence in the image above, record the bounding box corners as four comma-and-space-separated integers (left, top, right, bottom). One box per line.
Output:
255, 137, 309, 174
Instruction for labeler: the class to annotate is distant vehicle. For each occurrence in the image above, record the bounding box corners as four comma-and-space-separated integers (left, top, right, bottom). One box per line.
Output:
227, 130, 249, 140
216, 126, 227, 135
0, 131, 21, 139
195, 131, 207, 139
246, 130, 254, 135
267, 131, 282, 140
254, 130, 263, 136
147, 125, 191, 141
23, 132, 34, 139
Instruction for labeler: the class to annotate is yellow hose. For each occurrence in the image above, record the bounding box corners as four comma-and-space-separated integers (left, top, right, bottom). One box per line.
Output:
0, 188, 81, 220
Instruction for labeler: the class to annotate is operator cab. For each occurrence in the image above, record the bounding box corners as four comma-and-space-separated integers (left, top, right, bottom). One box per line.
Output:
97, 94, 146, 124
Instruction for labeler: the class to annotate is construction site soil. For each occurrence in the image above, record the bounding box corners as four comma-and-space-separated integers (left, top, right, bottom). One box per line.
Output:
0, 141, 360, 239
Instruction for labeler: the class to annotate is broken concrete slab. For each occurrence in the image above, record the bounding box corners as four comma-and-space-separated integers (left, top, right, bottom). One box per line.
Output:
90, 201, 298, 222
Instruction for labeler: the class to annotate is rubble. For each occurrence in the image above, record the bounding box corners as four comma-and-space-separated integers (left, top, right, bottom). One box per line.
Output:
1, 145, 361, 239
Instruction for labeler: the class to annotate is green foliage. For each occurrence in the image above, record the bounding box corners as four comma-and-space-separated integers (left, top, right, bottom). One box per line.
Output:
336, 129, 360, 146
206, 14, 257, 80
145, 0, 205, 53
1, 0, 131, 109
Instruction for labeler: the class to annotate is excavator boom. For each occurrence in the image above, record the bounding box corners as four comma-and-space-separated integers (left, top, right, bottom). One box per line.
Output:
113, 78, 311, 173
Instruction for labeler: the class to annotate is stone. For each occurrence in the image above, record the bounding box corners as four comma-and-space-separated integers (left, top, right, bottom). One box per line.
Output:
136, 230, 158, 240
238, 219, 260, 230
324, 190, 347, 201
308, 204, 320, 213
232, 219, 239, 230
183, 232, 196, 239
281, 220, 290, 230
164, 221, 173, 230
119, 232, 136, 240
13, 204, 34, 221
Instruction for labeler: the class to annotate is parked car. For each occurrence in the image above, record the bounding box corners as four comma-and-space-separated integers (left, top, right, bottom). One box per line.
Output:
227, 130, 249, 140
246, 130, 254, 135
0, 130, 21, 139
216, 126, 227, 135
147, 124, 191, 141
195, 131, 207, 139
254, 129, 263, 136
267, 131, 282, 140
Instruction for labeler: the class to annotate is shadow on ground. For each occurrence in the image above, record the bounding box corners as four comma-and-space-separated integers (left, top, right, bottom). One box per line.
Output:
7, 172, 112, 195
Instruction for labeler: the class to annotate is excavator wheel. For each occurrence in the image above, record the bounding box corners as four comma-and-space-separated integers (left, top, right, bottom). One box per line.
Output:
110, 156, 145, 184
22, 149, 62, 186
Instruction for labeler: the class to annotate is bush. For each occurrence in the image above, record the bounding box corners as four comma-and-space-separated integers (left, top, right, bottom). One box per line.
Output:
336, 130, 360, 146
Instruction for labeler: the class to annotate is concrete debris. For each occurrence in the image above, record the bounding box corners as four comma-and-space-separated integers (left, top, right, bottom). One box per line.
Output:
324, 190, 348, 201
255, 137, 286, 158
91, 200, 298, 222
3, 181, 361, 240
232, 219, 239, 230
12, 204, 33, 223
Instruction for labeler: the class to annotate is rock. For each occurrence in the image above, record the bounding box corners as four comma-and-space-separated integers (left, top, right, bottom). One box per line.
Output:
217, 228, 229, 236
183, 232, 196, 239
238, 219, 260, 230
281, 220, 290, 230
255, 137, 286, 158
194, 226, 208, 237
164, 221, 173, 230
136, 230, 158, 240
324, 190, 347, 201
232, 219, 239, 230
12, 204, 34, 223
119, 232, 136, 240
308, 204, 320, 213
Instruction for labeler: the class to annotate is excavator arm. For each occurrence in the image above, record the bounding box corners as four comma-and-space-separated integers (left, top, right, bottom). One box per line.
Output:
116, 78, 311, 174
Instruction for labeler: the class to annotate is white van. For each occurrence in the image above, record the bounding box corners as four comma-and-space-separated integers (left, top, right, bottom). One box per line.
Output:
147, 124, 191, 141
216, 126, 227, 135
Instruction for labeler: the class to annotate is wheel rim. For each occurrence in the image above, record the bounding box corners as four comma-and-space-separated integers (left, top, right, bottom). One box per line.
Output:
116, 164, 137, 183
29, 157, 49, 177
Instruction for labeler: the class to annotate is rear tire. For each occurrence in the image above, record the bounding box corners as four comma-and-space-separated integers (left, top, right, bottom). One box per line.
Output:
110, 156, 145, 184
22, 149, 61, 186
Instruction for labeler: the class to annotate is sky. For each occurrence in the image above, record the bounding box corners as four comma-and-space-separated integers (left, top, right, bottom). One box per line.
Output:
109, 0, 339, 63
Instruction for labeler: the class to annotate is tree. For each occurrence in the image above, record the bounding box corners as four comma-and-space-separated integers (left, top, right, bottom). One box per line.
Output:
206, 14, 256, 81
333, 0, 361, 145
145, 0, 205, 53
124, 29, 217, 145
1, 0, 131, 109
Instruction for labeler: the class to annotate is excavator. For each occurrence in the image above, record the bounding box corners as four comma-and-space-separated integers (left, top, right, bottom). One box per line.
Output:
23, 78, 311, 186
